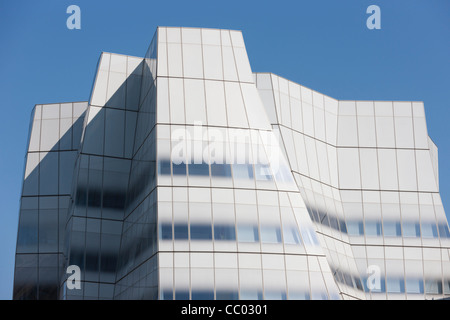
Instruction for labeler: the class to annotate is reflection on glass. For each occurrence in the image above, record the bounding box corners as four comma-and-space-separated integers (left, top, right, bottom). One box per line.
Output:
174, 224, 189, 240
421, 222, 438, 238
365, 221, 382, 237
214, 225, 236, 241
425, 279, 443, 295
405, 278, 424, 294
383, 221, 402, 237
190, 224, 212, 240
211, 163, 232, 177
232, 164, 254, 180
172, 163, 187, 175
260, 226, 282, 243
403, 222, 421, 238
240, 290, 263, 300
237, 225, 259, 242
438, 223, 450, 238
254, 164, 272, 181
347, 221, 364, 236
283, 227, 301, 245
158, 160, 171, 175
188, 163, 210, 176
160, 224, 172, 240
386, 278, 405, 293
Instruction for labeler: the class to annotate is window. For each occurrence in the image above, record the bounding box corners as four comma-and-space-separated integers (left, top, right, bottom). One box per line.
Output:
190, 224, 212, 240
188, 162, 210, 176
175, 290, 189, 300
403, 222, 421, 238
283, 226, 301, 245
174, 224, 189, 240
338, 219, 348, 234
300, 227, 320, 246
214, 225, 236, 241
425, 279, 443, 295
405, 278, 424, 294
158, 160, 171, 175
240, 290, 263, 300
191, 290, 214, 300
216, 290, 239, 300
365, 220, 382, 237
438, 223, 450, 238
347, 221, 364, 236
232, 164, 254, 180
160, 224, 172, 240
237, 225, 259, 242
386, 278, 405, 294
254, 164, 272, 181
383, 221, 402, 237
421, 222, 438, 238
211, 163, 232, 178
260, 226, 281, 243
172, 162, 187, 175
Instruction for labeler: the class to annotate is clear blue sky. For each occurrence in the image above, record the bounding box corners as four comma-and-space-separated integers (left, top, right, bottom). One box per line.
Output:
0, 0, 449, 300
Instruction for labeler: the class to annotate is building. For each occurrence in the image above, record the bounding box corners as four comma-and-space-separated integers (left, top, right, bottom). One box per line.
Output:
13, 26, 450, 300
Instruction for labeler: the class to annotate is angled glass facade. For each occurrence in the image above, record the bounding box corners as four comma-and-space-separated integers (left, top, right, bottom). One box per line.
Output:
13, 27, 450, 300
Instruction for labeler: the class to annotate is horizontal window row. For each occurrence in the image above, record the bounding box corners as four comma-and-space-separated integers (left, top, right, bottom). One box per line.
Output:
360, 276, 450, 295
161, 289, 331, 300
308, 207, 450, 239
159, 223, 320, 246
158, 160, 294, 183
331, 266, 450, 295
346, 220, 450, 239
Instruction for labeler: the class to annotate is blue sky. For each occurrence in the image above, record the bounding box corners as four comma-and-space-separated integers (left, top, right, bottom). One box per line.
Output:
0, 0, 449, 300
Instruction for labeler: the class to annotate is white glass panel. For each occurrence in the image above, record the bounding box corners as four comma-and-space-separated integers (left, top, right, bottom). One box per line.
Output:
184, 79, 207, 124
376, 117, 395, 148
359, 148, 379, 189
224, 82, 248, 128
42, 104, 60, 119
240, 83, 270, 130
182, 43, 203, 79
302, 102, 314, 137
169, 78, 185, 124
357, 116, 376, 147
106, 71, 126, 108
313, 107, 325, 141
167, 43, 183, 77
91, 70, 108, 107
337, 115, 358, 146
157, 41, 168, 77
413, 117, 429, 149
221, 46, 238, 82
157, 77, 170, 123
395, 117, 414, 148
415, 150, 438, 192
109, 54, 127, 74
233, 47, 253, 83
40, 119, 59, 151
202, 45, 223, 80
397, 149, 417, 191
201, 29, 221, 46
205, 80, 227, 127
28, 120, 41, 152
337, 148, 361, 189
378, 149, 398, 190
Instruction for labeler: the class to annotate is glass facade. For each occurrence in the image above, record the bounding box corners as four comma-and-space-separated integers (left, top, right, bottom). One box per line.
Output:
13, 27, 450, 300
